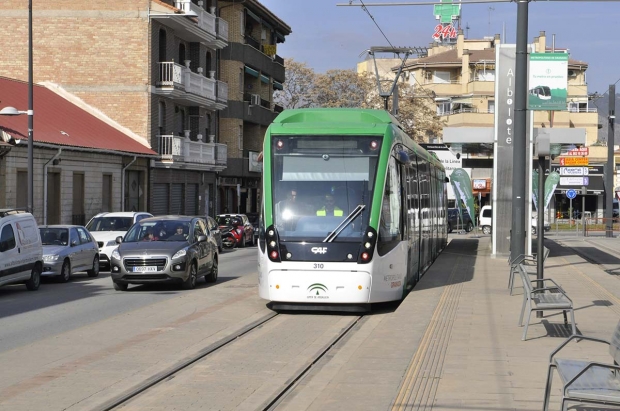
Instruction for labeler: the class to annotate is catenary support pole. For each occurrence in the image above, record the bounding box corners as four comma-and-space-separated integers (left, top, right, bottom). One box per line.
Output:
606, 84, 615, 237
28, 0, 34, 214
510, 0, 529, 263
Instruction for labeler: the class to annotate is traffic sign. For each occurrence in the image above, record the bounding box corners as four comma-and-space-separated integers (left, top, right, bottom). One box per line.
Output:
566, 189, 577, 199
560, 157, 589, 166
560, 167, 587, 176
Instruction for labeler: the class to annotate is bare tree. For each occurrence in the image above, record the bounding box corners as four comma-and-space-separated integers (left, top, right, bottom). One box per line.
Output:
393, 84, 446, 143
273, 59, 316, 109
314, 69, 375, 108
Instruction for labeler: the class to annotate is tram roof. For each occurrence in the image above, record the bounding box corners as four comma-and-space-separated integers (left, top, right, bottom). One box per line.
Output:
272, 108, 397, 126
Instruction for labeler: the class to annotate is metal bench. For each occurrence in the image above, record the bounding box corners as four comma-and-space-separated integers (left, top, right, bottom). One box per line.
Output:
517, 263, 576, 341
508, 246, 550, 295
543, 319, 620, 411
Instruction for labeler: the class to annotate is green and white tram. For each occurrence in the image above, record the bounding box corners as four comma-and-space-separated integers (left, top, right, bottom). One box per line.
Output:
257, 108, 447, 311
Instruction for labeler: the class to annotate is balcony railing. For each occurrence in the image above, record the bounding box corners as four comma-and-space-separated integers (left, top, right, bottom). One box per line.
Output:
174, 0, 216, 35
157, 62, 220, 103
245, 35, 260, 50
158, 134, 227, 167
217, 80, 228, 103
274, 55, 284, 65
216, 17, 228, 42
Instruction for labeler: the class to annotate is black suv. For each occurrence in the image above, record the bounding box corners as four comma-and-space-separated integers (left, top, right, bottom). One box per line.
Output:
447, 208, 474, 233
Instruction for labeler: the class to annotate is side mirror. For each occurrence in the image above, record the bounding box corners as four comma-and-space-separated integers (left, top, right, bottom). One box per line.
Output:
197, 235, 207, 243
116, 236, 123, 244
71, 240, 78, 247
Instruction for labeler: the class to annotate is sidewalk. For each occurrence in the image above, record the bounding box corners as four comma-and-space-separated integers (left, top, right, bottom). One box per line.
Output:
408, 235, 620, 411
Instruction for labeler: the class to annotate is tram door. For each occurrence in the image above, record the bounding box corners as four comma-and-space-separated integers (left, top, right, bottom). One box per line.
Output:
407, 158, 421, 286
418, 157, 431, 273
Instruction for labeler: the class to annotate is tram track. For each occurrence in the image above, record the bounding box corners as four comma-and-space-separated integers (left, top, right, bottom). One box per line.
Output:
96, 312, 279, 411
98, 312, 365, 411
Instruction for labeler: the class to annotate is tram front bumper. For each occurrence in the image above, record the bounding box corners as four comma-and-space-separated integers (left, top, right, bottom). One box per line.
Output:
267, 270, 371, 303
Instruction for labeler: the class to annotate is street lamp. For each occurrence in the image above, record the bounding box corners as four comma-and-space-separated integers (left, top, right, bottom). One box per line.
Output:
0, 0, 33, 214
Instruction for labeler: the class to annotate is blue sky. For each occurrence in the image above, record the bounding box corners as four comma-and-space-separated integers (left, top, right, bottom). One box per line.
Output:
260, 0, 620, 97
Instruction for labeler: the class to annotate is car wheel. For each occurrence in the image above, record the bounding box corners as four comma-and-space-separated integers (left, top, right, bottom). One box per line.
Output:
182, 262, 198, 290
25, 264, 41, 291
206, 258, 218, 283
113, 281, 128, 291
448, 223, 453, 233
87, 256, 100, 277
466, 222, 473, 232
482, 225, 491, 235
240, 235, 246, 248
218, 244, 223, 253
60, 259, 71, 283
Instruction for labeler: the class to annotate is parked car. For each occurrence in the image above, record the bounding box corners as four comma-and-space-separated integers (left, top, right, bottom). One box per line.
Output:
447, 208, 474, 233
205, 216, 223, 252
85, 211, 153, 270
109, 216, 218, 291
478, 205, 550, 235
216, 214, 255, 247
39, 225, 99, 282
245, 212, 260, 244
0, 209, 43, 291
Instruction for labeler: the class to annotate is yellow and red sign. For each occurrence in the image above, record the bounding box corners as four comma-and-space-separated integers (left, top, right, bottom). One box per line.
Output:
559, 157, 588, 166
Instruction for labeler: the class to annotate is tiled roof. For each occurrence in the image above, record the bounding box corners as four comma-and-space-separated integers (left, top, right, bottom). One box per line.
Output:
0, 77, 157, 156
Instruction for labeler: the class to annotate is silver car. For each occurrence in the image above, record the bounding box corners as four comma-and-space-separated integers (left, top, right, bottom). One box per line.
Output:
109, 216, 218, 291
39, 225, 100, 282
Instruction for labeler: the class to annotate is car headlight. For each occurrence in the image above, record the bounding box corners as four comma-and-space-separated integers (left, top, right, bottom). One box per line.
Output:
43, 254, 59, 262
106, 240, 118, 247
172, 249, 187, 259
111, 249, 121, 260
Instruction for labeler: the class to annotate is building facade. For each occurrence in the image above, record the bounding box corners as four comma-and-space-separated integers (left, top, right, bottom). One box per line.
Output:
0, 0, 234, 217
218, 0, 291, 214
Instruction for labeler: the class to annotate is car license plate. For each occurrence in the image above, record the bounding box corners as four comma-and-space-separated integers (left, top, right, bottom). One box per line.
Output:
133, 266, 157, 273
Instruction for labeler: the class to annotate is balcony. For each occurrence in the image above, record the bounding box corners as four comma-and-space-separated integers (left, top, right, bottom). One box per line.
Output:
150, 0, 227, 49
439, 108, 495, 127
156, 62, 227, 110
216, 17, 228, 44
421, 80, 463, 97
157, 134, 227, 171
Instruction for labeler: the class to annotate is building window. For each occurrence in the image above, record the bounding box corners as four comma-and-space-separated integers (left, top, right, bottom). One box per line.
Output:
488, 100, 495, 114
433, 71, 451, 84
206, 52, 212, 74
436, 102, 451, 115
158, 29, 167, 62
179, 44, 186, 65
158, 101, 166, 135
238, 125, 243, 151
102, 175, 112, 212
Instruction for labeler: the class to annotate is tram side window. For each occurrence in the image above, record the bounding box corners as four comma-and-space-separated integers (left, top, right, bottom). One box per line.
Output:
378, 156, 402, 253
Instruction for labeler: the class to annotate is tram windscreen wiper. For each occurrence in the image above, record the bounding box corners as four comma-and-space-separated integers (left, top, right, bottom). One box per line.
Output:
322, 204, 365, 243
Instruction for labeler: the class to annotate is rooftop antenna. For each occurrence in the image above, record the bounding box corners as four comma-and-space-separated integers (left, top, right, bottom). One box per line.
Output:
488, 6, 494, 36
465, 22, 470, 38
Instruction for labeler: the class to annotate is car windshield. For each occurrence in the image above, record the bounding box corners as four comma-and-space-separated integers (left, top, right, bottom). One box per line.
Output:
86, 216, 133, 232
123, 220, 191, 243
216, 216, 241, 227
39, 228, 69, 246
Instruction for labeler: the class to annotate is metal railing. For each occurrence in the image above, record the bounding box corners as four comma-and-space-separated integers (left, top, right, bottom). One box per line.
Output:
216, 17, 228, 42
158, 62, 184, 86
157, 134, 227, 167
174, 0, 216, 35
217, 80, 228, 103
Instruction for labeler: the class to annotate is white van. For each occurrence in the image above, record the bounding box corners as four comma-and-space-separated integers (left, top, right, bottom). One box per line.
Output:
0, 210, 43, 290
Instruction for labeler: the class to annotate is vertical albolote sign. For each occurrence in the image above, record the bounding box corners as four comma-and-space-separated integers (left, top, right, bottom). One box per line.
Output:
493, 43, 532, 256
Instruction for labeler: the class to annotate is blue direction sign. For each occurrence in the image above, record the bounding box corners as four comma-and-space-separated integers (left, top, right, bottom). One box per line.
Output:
566, 189, 577, 199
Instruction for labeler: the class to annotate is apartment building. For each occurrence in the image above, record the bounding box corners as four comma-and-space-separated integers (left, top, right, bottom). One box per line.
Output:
0, 0, 230, 217
218, 1, 291, 214
401, 31, 598, 144
395, 31, 603, 216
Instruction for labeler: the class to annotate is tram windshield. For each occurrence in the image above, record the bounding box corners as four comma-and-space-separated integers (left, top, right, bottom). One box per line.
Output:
271, 135, 381, 242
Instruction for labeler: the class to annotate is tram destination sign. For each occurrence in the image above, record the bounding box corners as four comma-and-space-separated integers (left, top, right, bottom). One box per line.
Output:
559, 157, 588, 166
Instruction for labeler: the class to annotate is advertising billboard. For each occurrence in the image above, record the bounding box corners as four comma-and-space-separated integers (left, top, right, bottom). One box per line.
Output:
528, 53, 568, 110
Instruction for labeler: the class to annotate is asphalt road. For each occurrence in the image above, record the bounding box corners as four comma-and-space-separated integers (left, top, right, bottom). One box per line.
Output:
0, 246, 259, 353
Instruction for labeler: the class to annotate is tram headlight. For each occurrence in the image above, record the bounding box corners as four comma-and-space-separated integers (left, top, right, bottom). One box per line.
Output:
270, 250, 279, 259
270, 241, 276, 248
365, 242, 372, 249
266, 225, 281, 263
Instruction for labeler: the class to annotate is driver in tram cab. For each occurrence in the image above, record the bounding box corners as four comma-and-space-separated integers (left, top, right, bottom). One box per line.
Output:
316, 194, 343, 217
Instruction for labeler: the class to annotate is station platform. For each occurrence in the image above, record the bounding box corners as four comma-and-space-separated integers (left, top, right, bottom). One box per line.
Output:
383, 234, 620, 411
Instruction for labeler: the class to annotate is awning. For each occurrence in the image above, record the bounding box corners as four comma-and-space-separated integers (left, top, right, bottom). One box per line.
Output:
451, 97, 473, 105
262, 20, 273, 30
244, 65, 259, 78
260, 74, 269, 84
246, 8, 261, 23
275, 31, 286, 42
273, 81, 283, 90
